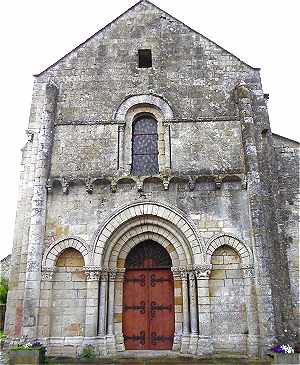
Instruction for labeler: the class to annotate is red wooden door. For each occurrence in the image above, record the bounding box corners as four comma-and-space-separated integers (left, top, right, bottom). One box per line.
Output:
123, 269, 174, 350
149, 269, 174, 350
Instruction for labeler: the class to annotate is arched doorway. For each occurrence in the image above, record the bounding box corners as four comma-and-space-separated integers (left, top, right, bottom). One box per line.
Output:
123, 240, 175, 350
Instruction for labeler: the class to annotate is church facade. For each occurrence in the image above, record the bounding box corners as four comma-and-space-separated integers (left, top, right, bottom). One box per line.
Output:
5, 0, 299, 358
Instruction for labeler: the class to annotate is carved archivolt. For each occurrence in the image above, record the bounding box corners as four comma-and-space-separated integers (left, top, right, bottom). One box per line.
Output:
93, 202, 204, 267
42, 237, 91, 268
114, 94, 174, 121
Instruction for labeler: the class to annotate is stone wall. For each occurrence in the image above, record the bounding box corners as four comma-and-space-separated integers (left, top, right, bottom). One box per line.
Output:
273, 134, 300, 330
5, 0, 299, 357
44, 180, 251, 253
0, 255, 11, 280
209, 245, 247, 352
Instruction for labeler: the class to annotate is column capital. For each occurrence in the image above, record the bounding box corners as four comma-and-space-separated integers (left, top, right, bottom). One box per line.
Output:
241, 265, 255, 278
41, 266, 56, 281
194, 264, 212, 280
171, 266, 190, 280
108, 268, 122, 281
84, 266, 102, 281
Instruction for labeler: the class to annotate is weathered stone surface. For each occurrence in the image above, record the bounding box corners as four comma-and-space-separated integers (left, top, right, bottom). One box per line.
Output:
4, 0, 299, 359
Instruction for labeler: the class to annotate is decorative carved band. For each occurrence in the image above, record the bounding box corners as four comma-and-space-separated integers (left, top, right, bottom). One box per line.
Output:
41, 267, 56, 281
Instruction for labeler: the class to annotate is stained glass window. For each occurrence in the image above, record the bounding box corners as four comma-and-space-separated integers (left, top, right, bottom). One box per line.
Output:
131, 115, 159, 175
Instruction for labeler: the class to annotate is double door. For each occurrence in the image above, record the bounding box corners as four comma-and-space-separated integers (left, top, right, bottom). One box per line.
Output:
123, 269, 174, 350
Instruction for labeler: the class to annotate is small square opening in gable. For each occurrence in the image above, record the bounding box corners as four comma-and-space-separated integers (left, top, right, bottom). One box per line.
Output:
138, 49, 152, 68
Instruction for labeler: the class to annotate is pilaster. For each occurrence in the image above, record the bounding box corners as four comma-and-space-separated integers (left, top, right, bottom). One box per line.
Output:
194, 265, 213, 355
84, 267, 101, 337
22, 82, 58, 338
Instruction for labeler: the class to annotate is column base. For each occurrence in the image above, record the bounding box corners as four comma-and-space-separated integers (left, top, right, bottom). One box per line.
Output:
172, 333, 182, 352
106, 334, 116, 355
180, 334, 190, 353
188, 334, 198, 354
197, 336, 214, 355
115, 333, 125, 352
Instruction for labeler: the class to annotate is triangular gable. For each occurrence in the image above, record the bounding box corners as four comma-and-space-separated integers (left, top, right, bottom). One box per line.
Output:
35, 0, 259, 77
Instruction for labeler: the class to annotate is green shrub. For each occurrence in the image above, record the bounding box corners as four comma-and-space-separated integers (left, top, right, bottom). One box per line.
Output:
80, 345, 96, 359
0, 277, 8, 304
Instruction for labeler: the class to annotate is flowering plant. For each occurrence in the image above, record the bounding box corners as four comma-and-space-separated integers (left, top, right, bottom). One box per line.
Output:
271, 344, 295, 354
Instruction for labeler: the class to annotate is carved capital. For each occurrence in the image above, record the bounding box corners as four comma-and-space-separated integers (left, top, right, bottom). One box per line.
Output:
194, 264, 212, 280
108, 268, 119, 281
41, 267, 56, 281
84, 266, 102, 281
241, 265, 255, 278
101, 269, 109, 282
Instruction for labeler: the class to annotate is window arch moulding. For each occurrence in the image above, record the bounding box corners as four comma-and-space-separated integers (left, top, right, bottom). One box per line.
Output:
114, 95, 174, 176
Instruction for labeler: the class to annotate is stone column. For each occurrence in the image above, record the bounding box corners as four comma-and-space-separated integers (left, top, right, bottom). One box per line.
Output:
242, 266, 259, 356
114, 269, 126, 352
118, 124, 125, 170
195, 265, 213, 355
98, 270, 108, 355
180, 268, 190, 353
22, 82, 58, 338
84, 267, 101, 338
38, 267, 56, 339
236, 82, 276, 352
171, 267, 183, 351
188, 271, 198, 354
106, 269, 117, 354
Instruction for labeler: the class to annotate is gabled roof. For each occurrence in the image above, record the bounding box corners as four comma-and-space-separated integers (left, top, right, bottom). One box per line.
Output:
35, 0, 259, 77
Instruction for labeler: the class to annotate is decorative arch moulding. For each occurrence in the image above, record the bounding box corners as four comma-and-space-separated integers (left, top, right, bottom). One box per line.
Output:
46, 173, 247, 194
42, 236, 91, 268
206, 233, 254, 268
92, 201, 205, 267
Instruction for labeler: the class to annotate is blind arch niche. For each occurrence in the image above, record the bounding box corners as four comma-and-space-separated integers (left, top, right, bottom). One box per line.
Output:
131, 114, 159, 175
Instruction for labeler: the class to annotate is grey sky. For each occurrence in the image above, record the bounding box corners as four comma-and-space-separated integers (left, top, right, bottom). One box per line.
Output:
0, 0, 299, 259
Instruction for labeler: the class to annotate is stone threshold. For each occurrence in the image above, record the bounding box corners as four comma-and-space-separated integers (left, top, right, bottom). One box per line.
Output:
48, 350, 272, 364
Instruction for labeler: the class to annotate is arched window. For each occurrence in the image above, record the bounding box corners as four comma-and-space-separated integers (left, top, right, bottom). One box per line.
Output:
131, 115, 159, 175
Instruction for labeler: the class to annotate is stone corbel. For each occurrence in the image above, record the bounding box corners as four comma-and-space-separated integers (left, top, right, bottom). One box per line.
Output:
241, 175, 248, 190
214, 175, 222, 190
61, 178, 70, 194
85, 178, 94, 194
46, 178, 53, 193
111, 180, 117, 193
235, 81, 250, 101
84, 266, 102, 281
188, 176, 196, 191
162, 176, 170, 190
136, 178, 143, 192
26, 129, 34, 142
41, 266, 56, 281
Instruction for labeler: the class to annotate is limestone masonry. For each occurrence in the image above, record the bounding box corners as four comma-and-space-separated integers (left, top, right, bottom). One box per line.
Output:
4, 0, 299, 358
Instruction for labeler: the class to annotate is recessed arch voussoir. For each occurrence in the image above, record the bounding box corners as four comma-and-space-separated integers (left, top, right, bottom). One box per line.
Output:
206, 234, 253, 267
93, 202, 204, 267
42, 237, 90, 268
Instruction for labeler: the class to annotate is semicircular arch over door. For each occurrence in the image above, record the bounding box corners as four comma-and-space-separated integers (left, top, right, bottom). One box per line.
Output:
123, 240, 175, 350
